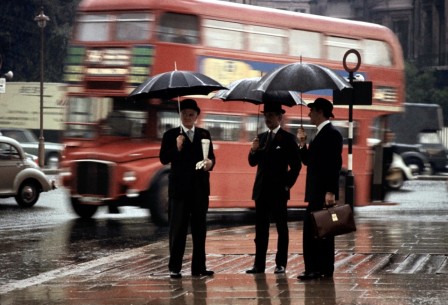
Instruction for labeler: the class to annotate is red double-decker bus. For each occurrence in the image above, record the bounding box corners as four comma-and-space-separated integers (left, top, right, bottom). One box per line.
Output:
61, 0, 404, 224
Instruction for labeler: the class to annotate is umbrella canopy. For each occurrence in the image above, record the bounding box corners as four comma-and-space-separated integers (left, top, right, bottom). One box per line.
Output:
212, 77, 306, 107
256, 62, 351, 93
129, 70, 226, 100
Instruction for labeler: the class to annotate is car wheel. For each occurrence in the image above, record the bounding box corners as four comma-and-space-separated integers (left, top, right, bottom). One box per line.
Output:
70, 197, 98, 218
386, 169, 404, 190
404, 157, 424, 175
15, 180, 40, 208
148, 172, 169, 226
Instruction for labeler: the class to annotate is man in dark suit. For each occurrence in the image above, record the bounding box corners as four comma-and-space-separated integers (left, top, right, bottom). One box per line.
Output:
297, 98, 343, 280
159, 99, 215, 279
246, 102, 301, 274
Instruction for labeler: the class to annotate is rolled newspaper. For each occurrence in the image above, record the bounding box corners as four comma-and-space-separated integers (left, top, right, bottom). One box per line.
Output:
196, 139, 210, 170
201, 139, 210, 160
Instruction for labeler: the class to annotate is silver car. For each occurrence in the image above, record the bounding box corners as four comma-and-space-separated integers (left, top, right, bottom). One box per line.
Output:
0, 128, 64, 168
0, 136, 56, 207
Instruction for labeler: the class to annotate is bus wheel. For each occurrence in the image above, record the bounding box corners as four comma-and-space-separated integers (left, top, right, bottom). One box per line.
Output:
15, 180, 40, 208
70, 197, 98, 218
149, 173, 169, 226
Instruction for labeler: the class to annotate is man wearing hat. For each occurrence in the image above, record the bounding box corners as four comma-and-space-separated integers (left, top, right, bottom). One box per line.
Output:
246, 102, 301, 274
296, 97, 343, 280
159, 99, 215, 279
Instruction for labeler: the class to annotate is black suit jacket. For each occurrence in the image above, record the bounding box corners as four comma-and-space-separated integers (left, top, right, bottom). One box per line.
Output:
300, 122, 343, 210
248, 128, 301, 201
159, 127, 215, 199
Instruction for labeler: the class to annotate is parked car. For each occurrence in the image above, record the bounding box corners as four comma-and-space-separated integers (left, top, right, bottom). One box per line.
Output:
386, 153, 416, 190
0, 136, 56, 207
0, 128, 64, 168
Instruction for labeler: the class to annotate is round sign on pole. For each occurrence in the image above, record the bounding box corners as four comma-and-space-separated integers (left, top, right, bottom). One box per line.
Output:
343, 49, 361, 73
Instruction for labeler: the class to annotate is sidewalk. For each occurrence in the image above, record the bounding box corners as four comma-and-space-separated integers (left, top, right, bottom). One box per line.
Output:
1, 180, 447, 304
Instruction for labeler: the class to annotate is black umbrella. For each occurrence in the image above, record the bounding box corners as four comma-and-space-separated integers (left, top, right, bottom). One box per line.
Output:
129, 70, 226, 100
212, 77, 305, 106
256, 62, 351, 123
256, 62, 351, 93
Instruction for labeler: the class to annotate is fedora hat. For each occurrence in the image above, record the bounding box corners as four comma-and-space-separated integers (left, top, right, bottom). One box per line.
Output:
261, 102, 285, 114
307, 97, 334, 118
180, 99, 200, 114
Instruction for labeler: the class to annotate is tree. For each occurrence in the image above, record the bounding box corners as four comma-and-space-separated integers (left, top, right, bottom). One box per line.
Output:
405, 62, 448, 125
0, 0, 80, 82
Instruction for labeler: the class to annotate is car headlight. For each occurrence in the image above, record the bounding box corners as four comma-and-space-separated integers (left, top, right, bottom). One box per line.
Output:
123, 171, 136, 183
59, 167, 72, 178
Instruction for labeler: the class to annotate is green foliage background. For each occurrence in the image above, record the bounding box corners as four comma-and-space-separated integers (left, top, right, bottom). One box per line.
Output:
405, 63, 448, 124
0, 0, 80, 82
0, 0, 446, 124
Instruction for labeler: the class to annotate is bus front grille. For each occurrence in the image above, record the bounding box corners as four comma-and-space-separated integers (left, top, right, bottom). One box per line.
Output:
76, 161, 111, 196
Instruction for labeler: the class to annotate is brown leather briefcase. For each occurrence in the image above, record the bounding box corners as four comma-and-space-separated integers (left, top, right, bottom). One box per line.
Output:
310, 204, 356, 239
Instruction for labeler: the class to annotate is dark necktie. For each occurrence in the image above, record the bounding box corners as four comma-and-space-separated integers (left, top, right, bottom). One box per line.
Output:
187, 130, 194, 142
265, 131, 273, 149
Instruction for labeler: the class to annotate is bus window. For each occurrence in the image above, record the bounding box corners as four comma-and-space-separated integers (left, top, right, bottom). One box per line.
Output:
75, 14, 111, 42
287, 118, 357, 145
326, 36, 360, 63
65, 97, 112, 139
286, 119, 317, 144
101, 110, 147, 138
116, 13, 154, 41
202, 114, 243, 141
289, 29, 322, 59
157, 111, 180, 139
247, 25, 287, 54
246, 115, 267, 141
363, 39, 393, 66
158, 13, 199, 44
203, 19, 244, 50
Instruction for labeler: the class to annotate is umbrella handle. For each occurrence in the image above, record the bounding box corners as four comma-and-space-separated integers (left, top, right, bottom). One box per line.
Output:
177, 95, 182, 134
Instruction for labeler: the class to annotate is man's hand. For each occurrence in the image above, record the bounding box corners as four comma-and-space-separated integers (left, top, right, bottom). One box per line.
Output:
297, 127, 307, 147
203, 159, 212, 171
251, 137, 260, 152
176, 135, 185, 151
325, 192, 336, 206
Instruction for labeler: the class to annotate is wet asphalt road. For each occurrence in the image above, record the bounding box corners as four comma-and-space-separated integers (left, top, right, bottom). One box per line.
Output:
0, 178, 447, 302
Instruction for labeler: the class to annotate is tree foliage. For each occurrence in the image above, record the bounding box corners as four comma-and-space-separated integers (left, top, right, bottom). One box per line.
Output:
405, 62, 448, 124
0, 0, 81, 82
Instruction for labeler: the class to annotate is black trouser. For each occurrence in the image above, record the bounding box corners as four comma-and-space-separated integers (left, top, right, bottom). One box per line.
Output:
302, 207, 335, 275
253, 197, 289, 270
168, 195, 208, 273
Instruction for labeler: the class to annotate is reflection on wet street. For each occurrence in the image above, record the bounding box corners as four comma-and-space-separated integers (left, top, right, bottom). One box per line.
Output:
0, 180, 447, 304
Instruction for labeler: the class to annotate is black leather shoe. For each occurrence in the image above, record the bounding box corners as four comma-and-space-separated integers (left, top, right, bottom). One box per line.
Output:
297, 272, 322, 280
274, 266, 286, 274
321, 273, 333, 279
192, 270, 214, 277
246, 267, 265, 274
170, 271, 182, 279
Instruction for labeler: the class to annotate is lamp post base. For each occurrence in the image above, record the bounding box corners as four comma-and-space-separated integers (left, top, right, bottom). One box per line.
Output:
345, 170, 355, 209
38, 136, 45, 168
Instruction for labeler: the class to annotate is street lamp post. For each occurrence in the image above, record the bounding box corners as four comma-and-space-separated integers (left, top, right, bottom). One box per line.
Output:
34, 5, 50, 168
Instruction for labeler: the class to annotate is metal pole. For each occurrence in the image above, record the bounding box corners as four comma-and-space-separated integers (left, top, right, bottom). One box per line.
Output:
341, 49, 361, 209
38, 19, 45, 168
35, 5, 49, 168
346, 71, 355, 209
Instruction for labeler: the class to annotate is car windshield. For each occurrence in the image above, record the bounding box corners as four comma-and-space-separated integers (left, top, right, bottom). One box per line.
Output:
1, 130, 38, 142
418, 132, 442, 144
